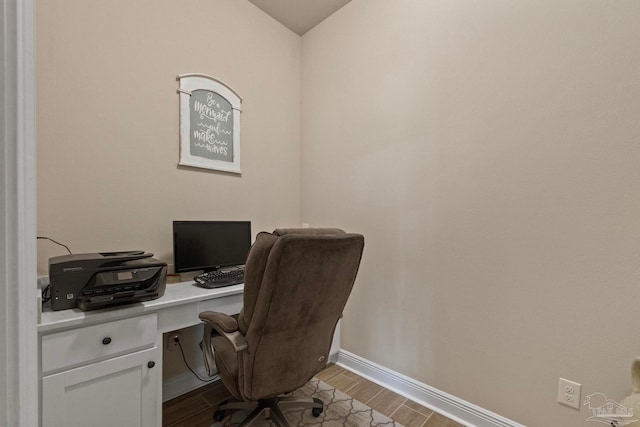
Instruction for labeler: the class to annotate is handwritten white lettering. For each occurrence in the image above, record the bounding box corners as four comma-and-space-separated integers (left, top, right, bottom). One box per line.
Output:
190, 91, 234, 160
193, 100, 232, 123
193, 141, 228, 155
192, 128, 229, 155
196, 121, 232, 136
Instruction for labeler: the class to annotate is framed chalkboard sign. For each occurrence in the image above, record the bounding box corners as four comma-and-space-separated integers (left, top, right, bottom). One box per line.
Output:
177, 74, 242, 173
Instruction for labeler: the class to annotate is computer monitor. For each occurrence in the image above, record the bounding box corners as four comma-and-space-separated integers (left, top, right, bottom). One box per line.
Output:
173, 221, 251, 273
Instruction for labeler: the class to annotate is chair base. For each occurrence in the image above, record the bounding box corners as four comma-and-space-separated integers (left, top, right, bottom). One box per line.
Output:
214, 396, 324, 427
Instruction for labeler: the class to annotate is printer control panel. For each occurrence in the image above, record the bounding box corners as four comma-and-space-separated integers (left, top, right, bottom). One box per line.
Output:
93, 268, 159, 288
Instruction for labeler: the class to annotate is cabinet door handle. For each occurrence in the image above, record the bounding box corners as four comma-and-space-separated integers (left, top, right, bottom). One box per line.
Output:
147, 361, 155, 369
102, 337, 112, 345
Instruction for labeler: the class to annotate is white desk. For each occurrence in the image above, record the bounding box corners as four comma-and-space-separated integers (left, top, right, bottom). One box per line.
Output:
38, 281, 244, 427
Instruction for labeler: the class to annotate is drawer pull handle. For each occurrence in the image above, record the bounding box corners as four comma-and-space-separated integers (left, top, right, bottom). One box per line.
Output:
148, 361, 155, 369
102, 337, 112, 345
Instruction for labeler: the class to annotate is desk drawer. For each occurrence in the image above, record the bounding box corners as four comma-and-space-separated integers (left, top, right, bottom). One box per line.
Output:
41, 314, 157, 373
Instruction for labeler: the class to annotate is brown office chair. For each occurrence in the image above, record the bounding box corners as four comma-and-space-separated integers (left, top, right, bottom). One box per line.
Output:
199, 228, 364, 426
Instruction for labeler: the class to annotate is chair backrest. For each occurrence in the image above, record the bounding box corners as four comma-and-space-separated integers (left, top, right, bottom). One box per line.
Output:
237, 228, 364, 400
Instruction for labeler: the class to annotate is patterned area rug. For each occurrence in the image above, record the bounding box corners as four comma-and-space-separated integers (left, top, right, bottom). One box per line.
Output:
214, 378, 404, 426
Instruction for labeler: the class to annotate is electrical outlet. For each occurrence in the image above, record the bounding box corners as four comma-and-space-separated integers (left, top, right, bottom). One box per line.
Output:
558, 378, 581, 409
167, 331, 182, 351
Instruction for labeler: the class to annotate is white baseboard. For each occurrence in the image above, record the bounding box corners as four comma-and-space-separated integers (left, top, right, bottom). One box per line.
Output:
336, 350, 525, 427
163, 367, 220, 402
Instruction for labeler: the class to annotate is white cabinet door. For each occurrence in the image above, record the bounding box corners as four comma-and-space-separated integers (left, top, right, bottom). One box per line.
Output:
42, 346, 160, 427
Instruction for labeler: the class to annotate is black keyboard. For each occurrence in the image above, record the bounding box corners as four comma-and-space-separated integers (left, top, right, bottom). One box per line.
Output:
194, 268, 244, 289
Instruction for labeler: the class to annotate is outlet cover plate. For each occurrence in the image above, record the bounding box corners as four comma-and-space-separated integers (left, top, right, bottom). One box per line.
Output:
558, 378, 581, 409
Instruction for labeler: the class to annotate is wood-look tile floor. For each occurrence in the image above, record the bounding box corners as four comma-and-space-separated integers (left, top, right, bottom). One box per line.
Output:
162, 364, 465, 427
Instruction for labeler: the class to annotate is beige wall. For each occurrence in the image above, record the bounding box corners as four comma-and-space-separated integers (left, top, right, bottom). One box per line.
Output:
36, 0, 302, 273
302, 1, 640, 426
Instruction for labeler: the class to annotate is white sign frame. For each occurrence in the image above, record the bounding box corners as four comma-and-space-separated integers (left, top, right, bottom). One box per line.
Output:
177, 74, 242, 174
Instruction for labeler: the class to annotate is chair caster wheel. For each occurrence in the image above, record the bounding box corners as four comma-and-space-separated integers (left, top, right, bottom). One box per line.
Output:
213, 409, 225, 422
312, 407, 323, 417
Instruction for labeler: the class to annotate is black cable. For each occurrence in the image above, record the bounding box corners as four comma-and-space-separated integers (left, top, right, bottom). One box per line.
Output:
176, 339, 216, 383
37, 236, 72, 255
42, 284, 51, 303
37, 236, 69, 308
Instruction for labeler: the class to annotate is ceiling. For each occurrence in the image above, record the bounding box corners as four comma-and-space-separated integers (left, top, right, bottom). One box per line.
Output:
249, 0, 352, 36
